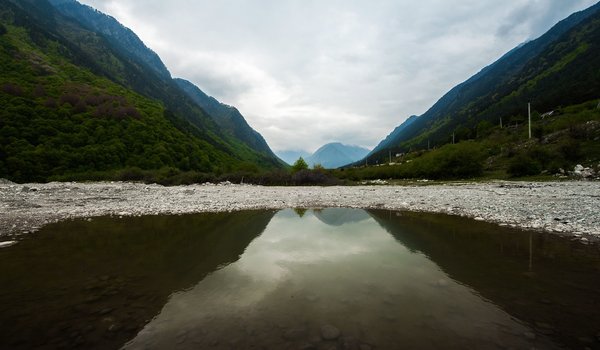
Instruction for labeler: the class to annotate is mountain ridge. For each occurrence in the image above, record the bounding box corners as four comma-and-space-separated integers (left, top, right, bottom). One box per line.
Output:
365, 1, 600, 162
46, 0, 282, 165
174, 78, 282, 162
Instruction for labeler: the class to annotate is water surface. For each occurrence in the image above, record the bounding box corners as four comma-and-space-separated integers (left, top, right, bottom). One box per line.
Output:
0, 209, 599, 350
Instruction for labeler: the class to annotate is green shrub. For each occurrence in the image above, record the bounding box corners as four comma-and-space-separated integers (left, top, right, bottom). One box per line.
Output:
508, 154, 542, 177
559, 139, 582, 162
408, 142, 484, 179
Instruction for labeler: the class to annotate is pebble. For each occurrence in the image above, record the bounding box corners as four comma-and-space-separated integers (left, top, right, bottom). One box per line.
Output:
1, 181, 599, 240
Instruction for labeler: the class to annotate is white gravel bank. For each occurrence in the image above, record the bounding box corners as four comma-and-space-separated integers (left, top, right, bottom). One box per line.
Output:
0, 181, 598, 241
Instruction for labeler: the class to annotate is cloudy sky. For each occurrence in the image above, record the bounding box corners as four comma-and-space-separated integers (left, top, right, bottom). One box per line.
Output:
80, 0, 597, 153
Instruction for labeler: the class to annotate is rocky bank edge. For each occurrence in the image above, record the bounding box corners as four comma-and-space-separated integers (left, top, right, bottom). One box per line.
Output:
0, 181, 598, 242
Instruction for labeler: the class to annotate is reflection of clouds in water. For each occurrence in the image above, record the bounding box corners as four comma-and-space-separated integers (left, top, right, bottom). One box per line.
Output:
124, 209, 555, 350
238, 209, 393, 281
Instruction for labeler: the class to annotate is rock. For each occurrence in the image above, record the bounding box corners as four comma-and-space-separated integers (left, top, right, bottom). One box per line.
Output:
320, 325, 341, 340
0, 241, 17, 248
574, 164, 584, 174
0, 178, 15, 185
581, 168, 595, 178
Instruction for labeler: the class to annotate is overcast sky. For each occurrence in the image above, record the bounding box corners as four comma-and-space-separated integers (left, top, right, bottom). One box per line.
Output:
80, 0, 597, 153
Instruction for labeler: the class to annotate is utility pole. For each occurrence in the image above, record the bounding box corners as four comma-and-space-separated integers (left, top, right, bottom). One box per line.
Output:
389, 151, 392, 164
528, 102, 532, 139
452, 132, 455, 144
500, 116, 503, 129
427, 139, 430, 150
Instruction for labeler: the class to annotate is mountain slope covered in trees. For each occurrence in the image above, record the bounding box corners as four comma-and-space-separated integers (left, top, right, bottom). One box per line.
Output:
175, 78, 282, 162
366, 2, 600, 163
0, 0, 283, 182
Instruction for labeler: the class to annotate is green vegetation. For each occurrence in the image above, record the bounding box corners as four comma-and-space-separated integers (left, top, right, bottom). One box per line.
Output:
336, 100, 600, 182
0, 0, 282, 183
0, 23, 228, 182
291, 157, 308, 173
369, 7, 600, 164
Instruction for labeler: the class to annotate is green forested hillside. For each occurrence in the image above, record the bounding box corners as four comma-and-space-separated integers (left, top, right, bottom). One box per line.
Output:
367, 3, 600, 163
337, 100, 600, 181
0, 0, 282, 182
175, 78, 283, 161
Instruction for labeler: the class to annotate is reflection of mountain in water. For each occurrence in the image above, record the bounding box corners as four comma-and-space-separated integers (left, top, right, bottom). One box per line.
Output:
312, 208, 371, 226
0, 210, 275, 350
368, 210, 600, 349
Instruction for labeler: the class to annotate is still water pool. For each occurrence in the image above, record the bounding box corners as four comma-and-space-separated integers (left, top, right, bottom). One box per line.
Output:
0, 209, 599, 349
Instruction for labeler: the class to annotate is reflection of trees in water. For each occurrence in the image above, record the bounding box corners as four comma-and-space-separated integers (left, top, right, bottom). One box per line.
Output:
293, 208, 307, 217
368, 209, 600, 349
0, 210, 275, 350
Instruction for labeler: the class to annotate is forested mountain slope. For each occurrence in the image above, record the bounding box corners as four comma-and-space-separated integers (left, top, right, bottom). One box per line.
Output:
0, 0, 282, 182
367, 2, 600, 162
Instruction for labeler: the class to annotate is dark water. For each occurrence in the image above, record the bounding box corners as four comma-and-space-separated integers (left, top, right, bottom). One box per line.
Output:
0, 209, 599, 350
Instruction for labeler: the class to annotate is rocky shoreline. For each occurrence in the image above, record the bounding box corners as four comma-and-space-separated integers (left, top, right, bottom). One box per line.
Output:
0, 180, 598, 243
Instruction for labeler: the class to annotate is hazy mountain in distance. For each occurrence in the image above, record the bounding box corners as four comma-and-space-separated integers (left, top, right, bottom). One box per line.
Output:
306, 143, 371, 169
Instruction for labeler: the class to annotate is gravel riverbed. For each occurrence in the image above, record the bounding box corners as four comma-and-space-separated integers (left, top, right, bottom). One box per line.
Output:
0, 181, 598, 242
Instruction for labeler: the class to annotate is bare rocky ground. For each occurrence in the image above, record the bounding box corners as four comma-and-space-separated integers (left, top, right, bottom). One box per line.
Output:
0, 180, 598, 242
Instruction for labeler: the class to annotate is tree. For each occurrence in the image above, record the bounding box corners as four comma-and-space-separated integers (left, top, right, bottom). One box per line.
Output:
313, 163, 325, 171
292, 157, 308, 173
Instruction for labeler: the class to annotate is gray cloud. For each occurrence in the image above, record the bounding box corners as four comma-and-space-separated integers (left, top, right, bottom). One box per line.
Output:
80, 0, 598, 153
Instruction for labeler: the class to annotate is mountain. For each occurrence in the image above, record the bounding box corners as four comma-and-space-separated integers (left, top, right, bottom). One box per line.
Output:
312, 208, 371, 226
370, 115, 418, 154
306, 143, 370, 169
48, 0, 171, 80
0, 0, 283, 182
367, 2, 600, 163
174, 79, 282, 161
276, 150, 311, 166
48, 0, 282, 165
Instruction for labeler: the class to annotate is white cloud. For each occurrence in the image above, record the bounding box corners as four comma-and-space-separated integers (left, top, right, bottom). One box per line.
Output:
80, 0, 598, 153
